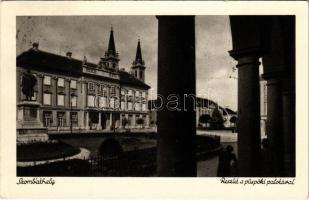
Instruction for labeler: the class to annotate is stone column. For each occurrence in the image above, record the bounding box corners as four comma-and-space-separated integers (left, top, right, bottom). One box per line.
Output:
37, 75, 43, 104
132, 114, 136, 128
52, 110, 57, 127
146, 114, 150, 128
66, 111, 70, 127
157, 16, 196, 176
97, 112, 102, 130
230, 55, 261, 177
109, 113, 112, 129
263, 76, 284, 176
119, 114, 123, 129
85, 111, 89, 130
282, 84, 295, 177
261, 16, 295, 176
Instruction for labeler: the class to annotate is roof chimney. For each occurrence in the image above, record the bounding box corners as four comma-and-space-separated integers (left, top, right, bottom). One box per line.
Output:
32, 42, 39, 51
66, 52, 72, 59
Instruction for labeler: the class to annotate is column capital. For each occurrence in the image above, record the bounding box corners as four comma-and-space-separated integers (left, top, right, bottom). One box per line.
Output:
229, 47, 262, 60
235, 56, 260, 69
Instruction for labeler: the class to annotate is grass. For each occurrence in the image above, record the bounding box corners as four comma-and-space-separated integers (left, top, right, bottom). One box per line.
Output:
17, 140, 81, 162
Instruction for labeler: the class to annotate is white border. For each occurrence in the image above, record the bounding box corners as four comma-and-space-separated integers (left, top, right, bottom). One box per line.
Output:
1, 1, 308, 199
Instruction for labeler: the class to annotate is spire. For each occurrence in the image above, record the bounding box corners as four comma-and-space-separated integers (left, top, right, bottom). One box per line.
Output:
107, 25, 116, 56
134, 39, 143, 64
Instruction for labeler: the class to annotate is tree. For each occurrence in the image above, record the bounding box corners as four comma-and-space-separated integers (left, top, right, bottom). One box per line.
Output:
230, 116, 237, 124
136, 118, 144, 128
210, 107, 224, 129
199, 114, 211, 125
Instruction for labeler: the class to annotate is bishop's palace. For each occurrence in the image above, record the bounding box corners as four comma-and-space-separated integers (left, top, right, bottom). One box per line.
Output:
17, 28, 151, 133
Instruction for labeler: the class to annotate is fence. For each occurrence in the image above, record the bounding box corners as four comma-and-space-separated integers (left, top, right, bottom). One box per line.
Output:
88, 148, 157, 176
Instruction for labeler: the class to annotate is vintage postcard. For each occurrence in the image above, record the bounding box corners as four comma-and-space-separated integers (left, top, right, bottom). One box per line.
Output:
0, 1, 308, 199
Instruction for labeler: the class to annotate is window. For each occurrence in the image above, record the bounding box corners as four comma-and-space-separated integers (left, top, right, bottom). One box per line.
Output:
57, 78, 64, 87
98, 96, 107, 108
110, 86, 115, 96
128, 90, 133, 96
142, 92, 146, 98
103, 87, 107, 97
43, 111, 52, 127
57, 94, 65, 106
43, 76, 51, 85
70, 112, 78, 127
99, 84, 104, 92
71, 96, 77, 107
57, 112, 65, 127
43, 93, 51, 105
70, 80, 77, 89
88, 82, 95, 91
87, 95, 95, 107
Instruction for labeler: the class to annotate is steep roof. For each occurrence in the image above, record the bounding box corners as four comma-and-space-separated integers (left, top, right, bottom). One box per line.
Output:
17, 48, 150, 89
135, 39, 143, 63
17, 49, 84, 76
107, 27, 116, 56
119, 70, 150, 89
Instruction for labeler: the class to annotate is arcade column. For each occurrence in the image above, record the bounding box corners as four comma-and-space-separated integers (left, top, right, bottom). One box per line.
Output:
157, 16, 196, 177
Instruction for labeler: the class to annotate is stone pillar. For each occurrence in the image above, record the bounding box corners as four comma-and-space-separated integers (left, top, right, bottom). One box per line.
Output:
132, 114, 136, 128
52, 110, 57, 127
97, 112, 102, 130
228, 16, 271, 177
85, 111, 89, 130
65, 111, 70, 127
146, 114, 150, 128
37, 75, 43, 104
157, 16, 196, 176
119, 114, 123, 129
282, 85, 295, 176
263, 76, 283, 176
109, 113, 112, 129
261, 16, 295, 176
231, 55, 261, 176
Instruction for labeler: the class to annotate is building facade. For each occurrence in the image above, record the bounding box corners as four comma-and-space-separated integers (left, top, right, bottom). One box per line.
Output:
17, 28, 150, 133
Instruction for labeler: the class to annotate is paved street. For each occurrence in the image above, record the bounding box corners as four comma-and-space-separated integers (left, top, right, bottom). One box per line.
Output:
197, 142, 237, 177
197, 129, 238, 177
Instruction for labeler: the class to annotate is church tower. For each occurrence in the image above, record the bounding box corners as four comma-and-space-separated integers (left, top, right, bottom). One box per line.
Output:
99, 26, 120, 71
131, 39, 146, 82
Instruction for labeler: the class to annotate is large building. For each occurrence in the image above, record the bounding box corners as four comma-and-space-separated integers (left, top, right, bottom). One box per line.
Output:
17, 28, 151, 133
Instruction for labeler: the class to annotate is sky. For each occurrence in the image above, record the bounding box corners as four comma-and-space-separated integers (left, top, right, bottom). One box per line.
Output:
17, 16, 238, 110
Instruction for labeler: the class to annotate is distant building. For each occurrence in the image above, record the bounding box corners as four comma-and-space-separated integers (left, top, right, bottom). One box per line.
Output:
17, 28, 151, 132
148, 97, 237, 129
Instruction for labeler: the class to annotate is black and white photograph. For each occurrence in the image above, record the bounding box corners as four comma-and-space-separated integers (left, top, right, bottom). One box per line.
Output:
15, 15, 296, 177
0, 1, 308, 199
